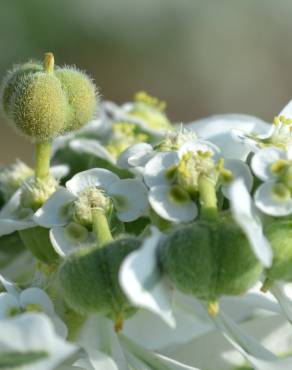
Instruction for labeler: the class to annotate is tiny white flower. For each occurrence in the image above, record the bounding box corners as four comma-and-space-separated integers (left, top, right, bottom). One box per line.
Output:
229, 179, 273, 267
0, 165, 69, 237
0, 274, 67, 338
251, 147, 292, 216
34, 168, 149, 256
232, 100, 292, 154
0, 313, 76, 370
143, 140, 220, 222
187, 113, 269, 160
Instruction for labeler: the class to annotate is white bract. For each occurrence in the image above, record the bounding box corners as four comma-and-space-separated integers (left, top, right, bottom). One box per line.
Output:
229, 179, 273, 267
251, 146, 292, 216
34, 168, 149, 256
77, 314, 201, 370
232, 100, 292, 154
187, 113, 270, 160
0, 274, 67, 338
120, 226, 175, 327
0, 313, 76, 370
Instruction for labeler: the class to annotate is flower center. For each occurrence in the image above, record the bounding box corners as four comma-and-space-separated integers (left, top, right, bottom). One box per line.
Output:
176, 150, 215, 194
73, 186, 112, 228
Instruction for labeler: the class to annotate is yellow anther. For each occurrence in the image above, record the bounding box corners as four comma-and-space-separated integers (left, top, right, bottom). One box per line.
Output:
207, 300, 219, 317
279, 115, 286, 123
134, 91, 166, 111
220, 168, 234, 184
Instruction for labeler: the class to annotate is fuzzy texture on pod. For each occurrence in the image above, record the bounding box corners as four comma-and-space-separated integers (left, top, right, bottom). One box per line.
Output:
1, 61, 43, 116
58, 237, 140, 320
264, 221, 292, 285
1, 60, 97, 142
160, 220, 263, 302
55, 67, 97, 132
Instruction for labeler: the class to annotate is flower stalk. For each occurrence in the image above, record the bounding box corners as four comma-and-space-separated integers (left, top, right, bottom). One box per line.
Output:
198, 175, 218, 221
91, 208, 113, 247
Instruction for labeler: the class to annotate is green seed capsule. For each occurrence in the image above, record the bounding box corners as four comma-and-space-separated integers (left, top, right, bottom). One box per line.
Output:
1, 61, 43, 116
11, 71, 68, 141
1, 54, 98, 142
262, 220, 292, 290
160, 220, 263, 313
55, 67, 97, 132
58, 237, 140, 322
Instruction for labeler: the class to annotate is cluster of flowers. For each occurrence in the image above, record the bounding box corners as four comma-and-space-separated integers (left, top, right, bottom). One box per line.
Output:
1, 53, 292, 370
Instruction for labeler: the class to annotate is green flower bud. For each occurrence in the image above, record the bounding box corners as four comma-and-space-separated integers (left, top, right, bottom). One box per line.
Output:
0, 160, 33, 201
262, 221, 292, 291
20, 176, 58, 211
58, 237, 140, 324
160, 219, 263, 314
55, 67, 97, 132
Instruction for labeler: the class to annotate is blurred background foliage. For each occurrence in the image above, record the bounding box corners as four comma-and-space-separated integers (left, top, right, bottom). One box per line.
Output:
1, 0, 292, 164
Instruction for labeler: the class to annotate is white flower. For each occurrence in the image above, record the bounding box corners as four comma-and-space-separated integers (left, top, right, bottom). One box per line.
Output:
143, 140, 251, 223
34, 168, 149, 257
187, 113, 269, 160
251, 146, 292, 216
119, 226, 176, 327
143, 140, 219, 223
229, 179, 273, 267
77, 314, 201, 370
0, 313, 76, 370
0, 274, 67, 338
232, 100, 292, 154
0, 165, 69, 237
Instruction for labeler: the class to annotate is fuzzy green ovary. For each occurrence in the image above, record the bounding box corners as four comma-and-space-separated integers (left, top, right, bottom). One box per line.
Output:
20, 176, 58, 211
58, 237, 140, 320
55, 68, 97, 132
1, 61, 43, 115
73, 187, 112, 228
264, 221, 292, 287
160, 221, 262, 303
11, 72, 69, 141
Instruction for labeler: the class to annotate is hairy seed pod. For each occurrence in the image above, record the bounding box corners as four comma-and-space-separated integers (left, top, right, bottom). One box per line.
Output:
55, 67, 97, 132
11, 72, 68, 141
262, 221, 292, 290
58, 237, 140, 321
1, 61, 43, 116
160, 219, 263, 311
1, 55, 98, 142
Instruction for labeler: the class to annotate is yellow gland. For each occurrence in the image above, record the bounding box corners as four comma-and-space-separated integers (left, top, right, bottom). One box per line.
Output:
1, 53, 98, 142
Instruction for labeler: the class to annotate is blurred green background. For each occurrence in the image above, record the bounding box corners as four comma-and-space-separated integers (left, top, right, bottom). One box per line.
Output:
1, 0, 292, 164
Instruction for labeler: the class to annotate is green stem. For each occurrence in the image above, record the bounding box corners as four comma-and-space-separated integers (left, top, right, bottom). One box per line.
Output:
91, 208, 112, 247
35, 141, 52, 181
198, 175, 218, 221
